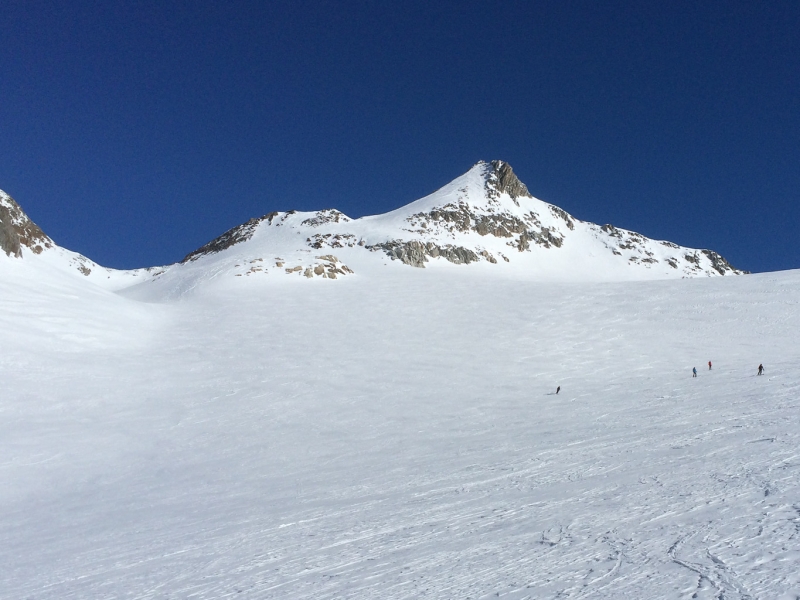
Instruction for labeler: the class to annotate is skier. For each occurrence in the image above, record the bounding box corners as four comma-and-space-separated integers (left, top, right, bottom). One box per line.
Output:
556, 386, 560, 394
708, 360, 712, 370
757, 364, 764, 376
692, 367, 697, 378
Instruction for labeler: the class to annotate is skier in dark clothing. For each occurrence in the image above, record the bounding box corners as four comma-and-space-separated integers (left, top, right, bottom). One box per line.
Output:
757, 364, 764, 376
556, 386, 560, 394
692, 367, 697, 377
708, 361, 712, 370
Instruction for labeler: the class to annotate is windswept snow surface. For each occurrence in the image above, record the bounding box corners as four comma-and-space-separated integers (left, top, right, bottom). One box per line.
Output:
2, 264, 799, 599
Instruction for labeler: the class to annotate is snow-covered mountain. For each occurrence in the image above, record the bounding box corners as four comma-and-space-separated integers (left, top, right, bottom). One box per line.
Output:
168, 160, 743, 287
1, 161, 743, 297
3, 165, 800, 600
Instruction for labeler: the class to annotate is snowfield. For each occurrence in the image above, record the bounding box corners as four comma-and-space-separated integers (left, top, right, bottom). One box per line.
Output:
1, 261, 799, 599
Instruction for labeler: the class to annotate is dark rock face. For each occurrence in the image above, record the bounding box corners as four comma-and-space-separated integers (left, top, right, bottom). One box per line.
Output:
437, 245, 480, 264
182, 212, 281, 263
407, 203, 532, 239
407, 200, 564, 253
374, 240, 429, 267
508, 228, 564, 252
307, 233, 357, 249
474, 213, 527, 237
485, 160, 532, 201
548, 206, 575, 230
407, 204, 474, 234
367, 240, 479, 268
601, 224, 622, 238
702, 249, 747, 275
0, 205, 21, 257
301, 209, 351, 227
0, 192, 53, 258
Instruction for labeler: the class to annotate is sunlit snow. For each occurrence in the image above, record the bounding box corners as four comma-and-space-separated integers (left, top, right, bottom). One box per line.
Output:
0, 162, 794, 598
2, 257, 798, 598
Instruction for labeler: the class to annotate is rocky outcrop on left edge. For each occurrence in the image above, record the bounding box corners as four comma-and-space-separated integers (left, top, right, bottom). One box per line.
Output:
0, 190, 54, 258
0, 188, 171, 288
0, 207, 21, 258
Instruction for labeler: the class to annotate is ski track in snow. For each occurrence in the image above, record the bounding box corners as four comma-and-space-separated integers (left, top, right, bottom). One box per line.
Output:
1, 270, 800, 599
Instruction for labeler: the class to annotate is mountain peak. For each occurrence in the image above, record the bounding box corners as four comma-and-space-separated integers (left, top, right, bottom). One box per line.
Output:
161, 160, 744, 288
482, 160, 531, 201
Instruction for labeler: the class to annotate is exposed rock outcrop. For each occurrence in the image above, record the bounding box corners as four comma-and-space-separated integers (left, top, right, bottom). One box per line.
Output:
702, 249, 745, 275
307, 233, 357, 249
485, 160, 531, 201
230, 253, 354, 279
0, 205, 21, 257
0, 191, 53, 258
301, 209, 351, 227
474, 213, 528, 237
548, 205, 575, 230
367, 240, 480, 268
183, 213, 279, 263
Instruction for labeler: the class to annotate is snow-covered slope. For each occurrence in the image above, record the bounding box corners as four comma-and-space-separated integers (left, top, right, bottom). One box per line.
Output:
125, 160, 741, 297
1, 255, 798, 599
2, 161, 743, 300
0, 189, 160, 290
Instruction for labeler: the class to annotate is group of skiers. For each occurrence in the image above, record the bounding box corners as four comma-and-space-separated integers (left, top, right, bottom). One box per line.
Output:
692, 362, 764, 377
556, 362, 766, 396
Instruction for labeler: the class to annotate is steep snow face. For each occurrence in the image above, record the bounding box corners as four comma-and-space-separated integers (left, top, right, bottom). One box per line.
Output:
126, 160, 742, 296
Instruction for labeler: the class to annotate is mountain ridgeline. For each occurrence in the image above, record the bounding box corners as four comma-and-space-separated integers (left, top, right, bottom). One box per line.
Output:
175, 160, 743, 281
0, 161, 745, 291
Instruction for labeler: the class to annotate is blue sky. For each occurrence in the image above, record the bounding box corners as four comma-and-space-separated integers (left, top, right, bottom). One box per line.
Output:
1, 1, 798, 271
